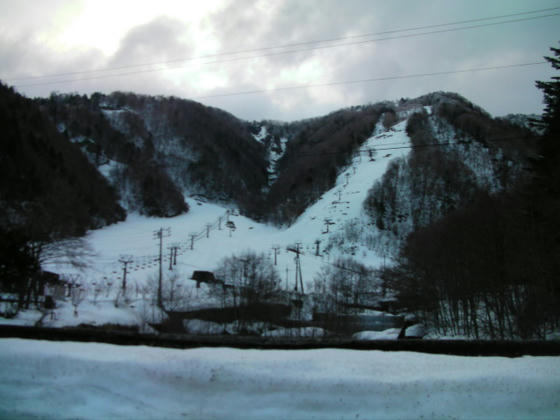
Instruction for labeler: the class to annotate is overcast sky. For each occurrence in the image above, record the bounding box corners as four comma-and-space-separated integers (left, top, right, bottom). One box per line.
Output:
1, 0, 558, 121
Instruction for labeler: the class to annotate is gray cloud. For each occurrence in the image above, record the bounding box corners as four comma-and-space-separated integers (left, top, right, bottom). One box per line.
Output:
109, 16, 195, 67
2, 0, 559, 120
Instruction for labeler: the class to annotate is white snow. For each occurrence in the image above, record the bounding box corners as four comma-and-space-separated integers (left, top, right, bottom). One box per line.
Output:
353, 328, 402, 340
96, 159, 119, 179
266, 136, 288, 185
252, 125, 268, 143
1, 338, 559, 419
405, 323, 426, 338
13, 119, 416, 328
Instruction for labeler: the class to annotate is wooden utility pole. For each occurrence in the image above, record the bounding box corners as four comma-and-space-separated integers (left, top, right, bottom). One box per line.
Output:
286, 243, 304, 294
153, 227, 171, 308
118, 255, 133, 293
272, 245, 280, 266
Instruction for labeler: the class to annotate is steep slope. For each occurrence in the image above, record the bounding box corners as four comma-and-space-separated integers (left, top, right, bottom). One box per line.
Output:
41, 111, 413, 292
0, 83, 125, 239
363, 92, 537, 245
38, 92, 268, 216
258, 103, 395, 224
36, 90, 535, 230
11, 92, 540, 333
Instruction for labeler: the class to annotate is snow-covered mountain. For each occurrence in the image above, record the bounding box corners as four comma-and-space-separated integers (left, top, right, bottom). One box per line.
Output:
26, 92, 535, 332
2, 86, 539, 333
38, 91, 535, 228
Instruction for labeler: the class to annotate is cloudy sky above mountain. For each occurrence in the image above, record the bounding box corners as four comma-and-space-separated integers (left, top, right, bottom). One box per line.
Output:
1, 0, 558, 121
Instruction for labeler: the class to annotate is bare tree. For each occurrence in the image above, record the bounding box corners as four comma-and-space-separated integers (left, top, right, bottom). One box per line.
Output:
31, 237, 96, 271
212, 251, 282, 314
313, 258, 378, 315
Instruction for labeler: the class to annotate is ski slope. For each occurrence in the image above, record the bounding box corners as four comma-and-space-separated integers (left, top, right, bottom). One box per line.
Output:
34, 117, 414, 328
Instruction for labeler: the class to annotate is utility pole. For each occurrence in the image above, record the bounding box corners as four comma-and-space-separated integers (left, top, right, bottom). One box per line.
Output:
314, 239, 321, 256
286, 243, 304, 294
168, 246, 173, 271
272, 245, 280, 266
153, 227, 171, 308
226, 220, 236, 237
323, 218, 334, 234
168, 244, 179, 270
118, 255, 133, 293
189, 233, 196, 250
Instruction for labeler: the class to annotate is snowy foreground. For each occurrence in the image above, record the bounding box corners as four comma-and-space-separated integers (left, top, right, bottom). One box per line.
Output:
1, 339, 559, 419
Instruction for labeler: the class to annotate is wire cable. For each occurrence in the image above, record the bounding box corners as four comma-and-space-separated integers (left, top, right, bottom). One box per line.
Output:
6, 6, 559, 83
7, 12, 558, 88
195, 61, 547, 99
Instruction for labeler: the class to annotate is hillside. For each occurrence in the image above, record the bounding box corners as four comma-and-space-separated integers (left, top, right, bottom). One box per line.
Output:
38, 91, 535, 227
38, 92, 267, 217
0, 83, 125, 238
2, 85, 547, 339
364, 92, 536, 241
2, 92, 540, 337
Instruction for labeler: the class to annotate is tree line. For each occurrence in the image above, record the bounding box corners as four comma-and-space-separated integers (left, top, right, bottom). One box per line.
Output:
378, 45, 560, 339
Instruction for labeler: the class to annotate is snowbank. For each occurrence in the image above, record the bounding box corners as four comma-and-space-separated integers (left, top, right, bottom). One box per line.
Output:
353, 328, 402, 340
262, 326, 326, 337
1, 339, 559, 419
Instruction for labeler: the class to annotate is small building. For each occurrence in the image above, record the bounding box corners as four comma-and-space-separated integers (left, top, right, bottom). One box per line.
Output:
190, 271, 221, 288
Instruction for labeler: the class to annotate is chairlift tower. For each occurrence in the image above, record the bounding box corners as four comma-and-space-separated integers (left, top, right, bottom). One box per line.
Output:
286, 243, 304, 294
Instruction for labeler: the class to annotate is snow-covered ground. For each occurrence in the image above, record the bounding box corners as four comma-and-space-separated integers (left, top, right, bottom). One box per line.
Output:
6, 115, 415, 328
1, 338, 559, 419
50, 118, 411, 283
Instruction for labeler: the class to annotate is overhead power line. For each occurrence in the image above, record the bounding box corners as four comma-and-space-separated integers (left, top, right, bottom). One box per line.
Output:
195, 61, 547, 99
6, 6, 559, 83
156, 135, 535, 170
296, 141, 482, 157
7, 10, 559, 88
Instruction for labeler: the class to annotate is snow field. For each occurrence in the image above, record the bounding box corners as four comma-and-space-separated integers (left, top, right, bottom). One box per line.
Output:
35, 117, 415, 328
62, 118, 413, 286
0, 338, 559, 419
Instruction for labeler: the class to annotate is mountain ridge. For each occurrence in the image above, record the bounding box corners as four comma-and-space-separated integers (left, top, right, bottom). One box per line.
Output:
0, 83, 538, 240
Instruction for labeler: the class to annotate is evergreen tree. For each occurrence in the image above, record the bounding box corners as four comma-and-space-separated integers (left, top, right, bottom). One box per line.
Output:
534, 44, 560, 194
